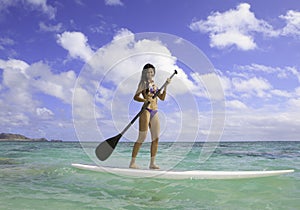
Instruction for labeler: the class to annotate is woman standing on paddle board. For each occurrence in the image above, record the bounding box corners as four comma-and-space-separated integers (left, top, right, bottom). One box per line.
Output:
129, 63, 171, 169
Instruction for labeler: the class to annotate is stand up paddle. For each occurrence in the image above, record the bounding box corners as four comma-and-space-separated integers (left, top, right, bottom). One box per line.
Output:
95, 70, 178, 161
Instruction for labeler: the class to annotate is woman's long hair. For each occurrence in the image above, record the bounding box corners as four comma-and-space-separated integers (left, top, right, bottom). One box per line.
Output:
138, 63, 155, 90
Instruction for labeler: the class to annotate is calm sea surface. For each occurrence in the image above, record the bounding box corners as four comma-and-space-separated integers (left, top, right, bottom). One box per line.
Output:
0, 141, 299, 210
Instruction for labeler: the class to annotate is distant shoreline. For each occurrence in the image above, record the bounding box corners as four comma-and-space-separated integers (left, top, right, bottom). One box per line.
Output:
0, 133, 63, 142
0, 133, 298, 143
0, 139, 63, 142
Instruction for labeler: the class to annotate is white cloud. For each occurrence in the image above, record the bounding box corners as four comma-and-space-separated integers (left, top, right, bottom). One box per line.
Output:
210, 31, 256, 50
82, 29, 198, 96
288, 98, 300, 110
235, 64, 300, 82
1, 112, 30, 126
217, 64, 300, 108
271, 89, 291, 98
217, 72, 236, 97
190, 72, 225, 100
226, 100, 247, 110
295, 87, 300, 96
0, 0, 56, 19
0, 59, 29, 73
286, 66, 300, 83
280, 10, 300, 37
0, 59, 35, 111
26, 61, 76, 104
237, 63, 279, 74
57, 31, 94, 62
0, 0, 17, 13
215, 64, 300, 141
75, 0, 84, 6
72, 86, 96, 120
0, 58, 80, 139
36, 107, 54, 119
0, 37, 14, 50
39, 22, 62, 32
223, 107, 300, 141
0, 59, 76, 129
104, 0, 123, 6
25, 0, 56, 19
232, 77, 272, 98
189, 3, 278, 50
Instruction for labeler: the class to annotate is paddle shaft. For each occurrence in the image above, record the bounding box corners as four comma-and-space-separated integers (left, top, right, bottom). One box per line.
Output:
95, 70, 177, 161
120, 70, 177, 135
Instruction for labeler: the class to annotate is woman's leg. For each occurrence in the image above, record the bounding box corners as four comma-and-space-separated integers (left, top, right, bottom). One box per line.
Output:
129, 111, 150, 168
149, 113, 160, 169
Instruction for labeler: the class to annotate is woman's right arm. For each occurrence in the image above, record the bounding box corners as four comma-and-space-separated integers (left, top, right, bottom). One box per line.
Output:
134, 83, 147, 102
134, 92, 146, 102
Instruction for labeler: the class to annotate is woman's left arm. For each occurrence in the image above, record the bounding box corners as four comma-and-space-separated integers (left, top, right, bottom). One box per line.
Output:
158, 78, 171, 101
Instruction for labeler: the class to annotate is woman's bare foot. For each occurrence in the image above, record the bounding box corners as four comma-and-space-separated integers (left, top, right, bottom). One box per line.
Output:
129, 162, 139, 169
149, 164, 160, 170
129, 157, 139, 169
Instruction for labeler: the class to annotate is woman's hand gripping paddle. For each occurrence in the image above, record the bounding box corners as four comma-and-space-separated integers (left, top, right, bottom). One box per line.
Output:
95, 70, 178, 161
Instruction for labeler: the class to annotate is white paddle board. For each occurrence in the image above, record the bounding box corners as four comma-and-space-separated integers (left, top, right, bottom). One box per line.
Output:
71, 163, 294, 180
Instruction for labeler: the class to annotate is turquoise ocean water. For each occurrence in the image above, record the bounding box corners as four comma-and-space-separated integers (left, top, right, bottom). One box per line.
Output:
0, 141, 299, 210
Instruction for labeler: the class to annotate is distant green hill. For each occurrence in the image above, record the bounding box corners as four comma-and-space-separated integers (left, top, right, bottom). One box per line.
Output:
0, 133, 48, 142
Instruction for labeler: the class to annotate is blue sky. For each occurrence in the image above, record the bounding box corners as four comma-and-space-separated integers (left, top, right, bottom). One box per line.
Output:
0, 0, 300, 142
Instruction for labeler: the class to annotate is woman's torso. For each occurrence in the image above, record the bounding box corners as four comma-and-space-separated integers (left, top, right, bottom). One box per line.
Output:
142, 81, 158, 110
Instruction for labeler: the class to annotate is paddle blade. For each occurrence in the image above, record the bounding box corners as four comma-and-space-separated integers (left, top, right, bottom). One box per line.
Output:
95, 133, 122, 161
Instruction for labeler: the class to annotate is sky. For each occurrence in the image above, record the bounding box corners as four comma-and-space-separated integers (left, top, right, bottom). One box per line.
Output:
0, 0, 300, 142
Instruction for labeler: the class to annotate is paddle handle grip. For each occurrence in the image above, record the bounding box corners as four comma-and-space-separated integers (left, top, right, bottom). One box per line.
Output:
152, 70, 177, 99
